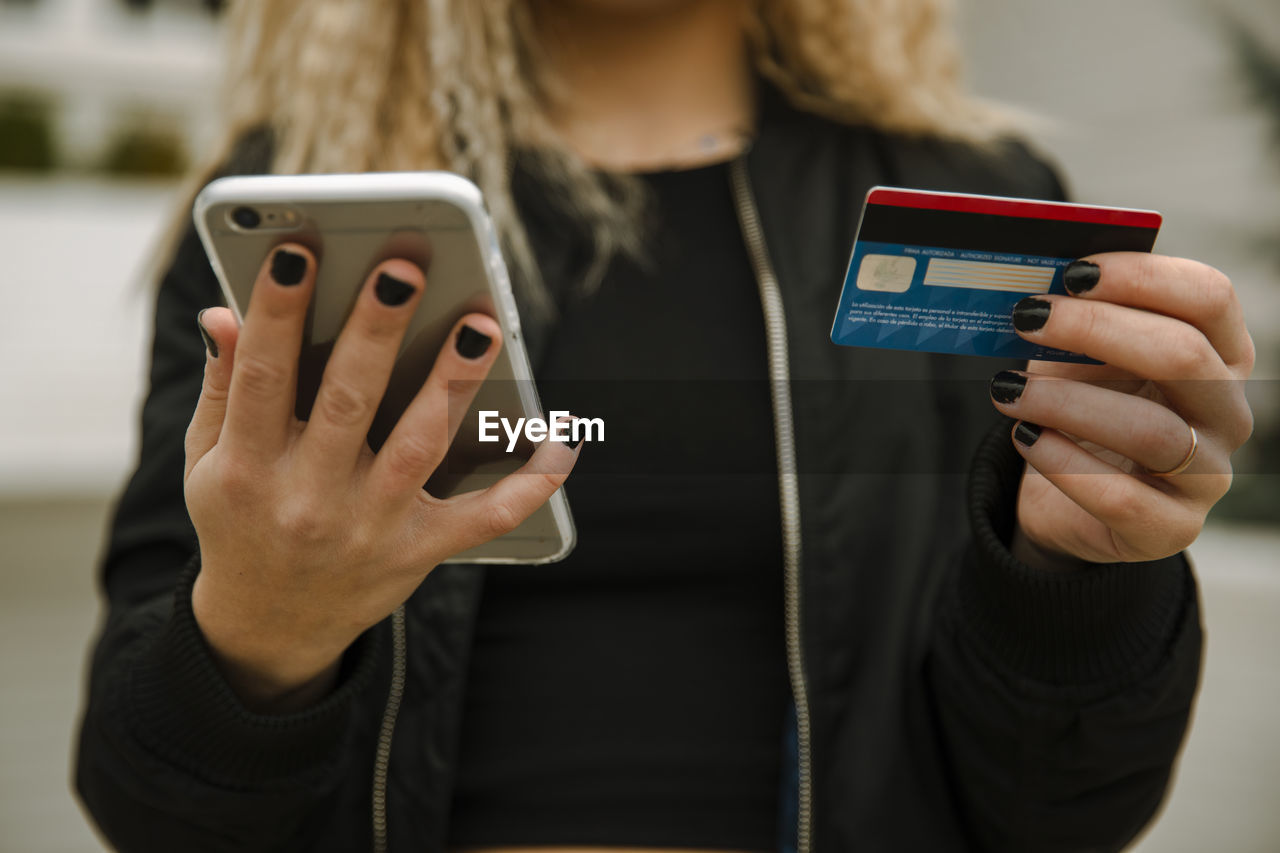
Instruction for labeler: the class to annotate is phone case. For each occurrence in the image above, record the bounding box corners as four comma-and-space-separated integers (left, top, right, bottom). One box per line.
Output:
193, 172, 576, 564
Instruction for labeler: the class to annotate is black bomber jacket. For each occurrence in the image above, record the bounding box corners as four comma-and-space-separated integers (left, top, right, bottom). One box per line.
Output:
75, 84, 1201, 852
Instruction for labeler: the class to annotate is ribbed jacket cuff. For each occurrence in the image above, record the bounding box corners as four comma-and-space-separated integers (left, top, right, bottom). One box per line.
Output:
961, 419, 1192, 686
127, 555, 380, 786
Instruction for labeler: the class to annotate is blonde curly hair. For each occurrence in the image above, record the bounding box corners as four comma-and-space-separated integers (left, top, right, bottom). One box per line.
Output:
184, 0, 1011, 312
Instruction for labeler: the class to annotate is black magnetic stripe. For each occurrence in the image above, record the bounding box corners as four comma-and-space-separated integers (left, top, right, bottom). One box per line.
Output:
859, 205, 1159, 257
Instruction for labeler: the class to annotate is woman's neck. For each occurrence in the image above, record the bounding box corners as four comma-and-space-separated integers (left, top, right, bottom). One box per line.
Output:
530, 0, 753, 171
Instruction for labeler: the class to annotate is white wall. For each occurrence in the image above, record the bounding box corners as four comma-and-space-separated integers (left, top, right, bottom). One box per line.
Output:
0, 0, 217, 495
0, 0, 220, 165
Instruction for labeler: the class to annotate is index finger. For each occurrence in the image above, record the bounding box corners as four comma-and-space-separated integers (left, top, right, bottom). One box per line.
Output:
223, 244, 315, 458
1066, 252, 1253, 369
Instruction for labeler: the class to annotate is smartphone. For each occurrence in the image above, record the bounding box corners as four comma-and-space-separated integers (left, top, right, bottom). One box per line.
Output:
192, 172, 575, 564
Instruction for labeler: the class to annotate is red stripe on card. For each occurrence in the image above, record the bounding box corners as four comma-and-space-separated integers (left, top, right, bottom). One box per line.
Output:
867, 188, 1162, 229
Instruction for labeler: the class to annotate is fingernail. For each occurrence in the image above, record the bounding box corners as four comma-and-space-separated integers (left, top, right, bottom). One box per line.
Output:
555, 416, 584, 451
196, 308, 218, 358
989, 370, 1026, 404
1012, 297, 1051, 333
270, 248, 307, 285
1063, 260, 1100, 296
1014, 421, 1042, 447
374, 272, 416, 306
455, 325, 492, 359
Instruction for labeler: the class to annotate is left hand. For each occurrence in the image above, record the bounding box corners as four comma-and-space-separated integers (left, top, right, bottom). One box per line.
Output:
988, 252, 1255, 564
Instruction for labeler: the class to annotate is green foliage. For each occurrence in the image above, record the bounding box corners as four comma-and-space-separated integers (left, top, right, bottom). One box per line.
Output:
1212, 470, 1280, 524
99, 126, 188, 176
1229, 18, 1280, 145
0, 95, 56, 171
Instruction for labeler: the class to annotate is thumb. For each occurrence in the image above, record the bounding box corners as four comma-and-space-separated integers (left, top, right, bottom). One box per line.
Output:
184, 307, 240, 481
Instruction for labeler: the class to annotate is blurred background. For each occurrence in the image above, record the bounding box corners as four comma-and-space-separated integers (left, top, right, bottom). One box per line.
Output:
0, 0, 1276, 850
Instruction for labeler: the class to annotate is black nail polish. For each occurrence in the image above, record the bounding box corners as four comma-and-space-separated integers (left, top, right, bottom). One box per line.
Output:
989, 370, 1026, 404
270, 248, 307, 285
1012, 297, 1051, 333
553, 417, 582, 450
1014, 421, 1042, 447
196, 308, 218, 358
1063, 260, 1100, 296
374, 272, 415, 306
455, 325, 492, 359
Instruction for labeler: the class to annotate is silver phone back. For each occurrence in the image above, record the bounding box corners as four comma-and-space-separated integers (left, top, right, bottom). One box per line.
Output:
193, 172, 575, 564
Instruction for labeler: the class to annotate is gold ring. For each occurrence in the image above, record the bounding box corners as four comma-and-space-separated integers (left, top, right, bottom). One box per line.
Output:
1148, 424, 1198, 477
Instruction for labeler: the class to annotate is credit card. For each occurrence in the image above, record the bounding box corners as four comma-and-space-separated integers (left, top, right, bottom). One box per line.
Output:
829, 187, 1162, 363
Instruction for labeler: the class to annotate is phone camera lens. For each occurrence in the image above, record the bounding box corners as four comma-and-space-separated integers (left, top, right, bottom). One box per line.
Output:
231, 206, 261, 229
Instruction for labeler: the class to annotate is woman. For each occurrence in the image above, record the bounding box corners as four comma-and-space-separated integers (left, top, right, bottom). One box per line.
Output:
76, 1, 1255, 851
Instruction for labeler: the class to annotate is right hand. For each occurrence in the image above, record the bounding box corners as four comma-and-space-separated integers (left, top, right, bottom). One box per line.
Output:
185, 245, 579, 712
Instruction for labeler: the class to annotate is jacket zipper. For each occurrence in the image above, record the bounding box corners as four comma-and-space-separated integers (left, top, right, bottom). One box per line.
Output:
372, 604, 407, 853
729, 155, 813, 853
369, 161, 813, 853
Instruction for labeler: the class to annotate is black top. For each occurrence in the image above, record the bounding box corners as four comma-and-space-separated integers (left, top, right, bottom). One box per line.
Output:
446, 161, 789, 849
